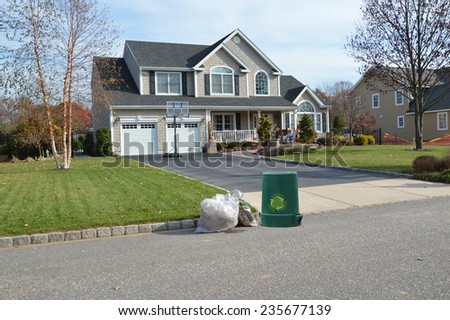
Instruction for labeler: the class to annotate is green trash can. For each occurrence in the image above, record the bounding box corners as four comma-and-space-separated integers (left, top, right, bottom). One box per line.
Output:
260, 171, 302, 227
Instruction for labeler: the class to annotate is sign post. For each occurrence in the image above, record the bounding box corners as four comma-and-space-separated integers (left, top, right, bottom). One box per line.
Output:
165, 101, 189, 157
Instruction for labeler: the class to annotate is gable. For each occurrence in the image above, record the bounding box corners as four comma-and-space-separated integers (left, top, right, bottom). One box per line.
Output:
194, 29, 281, 75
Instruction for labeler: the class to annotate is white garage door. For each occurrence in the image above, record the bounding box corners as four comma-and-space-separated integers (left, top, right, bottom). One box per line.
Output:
121, 123, 157, 156
166, 122, 200, 153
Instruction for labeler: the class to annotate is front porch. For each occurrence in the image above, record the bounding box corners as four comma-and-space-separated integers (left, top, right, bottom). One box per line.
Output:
212, 129, 257, 143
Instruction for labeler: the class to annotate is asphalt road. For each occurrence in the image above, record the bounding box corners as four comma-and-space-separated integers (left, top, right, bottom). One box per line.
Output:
133, 153, 399, 192
1, 196, 449, 300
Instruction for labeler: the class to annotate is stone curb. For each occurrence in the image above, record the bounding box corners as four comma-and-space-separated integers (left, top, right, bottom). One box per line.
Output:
0, 219, 198, 249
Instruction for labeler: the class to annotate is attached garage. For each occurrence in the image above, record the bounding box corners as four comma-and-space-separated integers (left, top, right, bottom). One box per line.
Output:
121, 123, 158, 156
166, 121, 201, 153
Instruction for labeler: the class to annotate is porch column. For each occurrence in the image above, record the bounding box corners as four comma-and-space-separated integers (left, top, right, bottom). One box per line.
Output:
247, 110, 251, 130
205, 109, 211, 141
326, 108, 330, 132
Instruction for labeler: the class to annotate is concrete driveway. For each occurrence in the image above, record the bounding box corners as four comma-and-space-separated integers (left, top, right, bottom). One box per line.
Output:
136, 153, 450, 214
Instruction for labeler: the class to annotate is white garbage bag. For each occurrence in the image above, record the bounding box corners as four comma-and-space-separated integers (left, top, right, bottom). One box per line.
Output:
195, 190, 241, 233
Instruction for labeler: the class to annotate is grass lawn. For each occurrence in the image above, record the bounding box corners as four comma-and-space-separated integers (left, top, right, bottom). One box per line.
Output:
277, 145, 450, 174
0, 157, 223, 236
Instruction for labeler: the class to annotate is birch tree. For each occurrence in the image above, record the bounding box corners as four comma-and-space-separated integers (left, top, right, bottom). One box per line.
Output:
346, 0, 450, 150
1, 0, 61, 167
55, 0, 118, 168
0, 0, 118, 168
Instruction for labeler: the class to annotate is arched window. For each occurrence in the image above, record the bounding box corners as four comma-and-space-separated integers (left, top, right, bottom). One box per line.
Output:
255, 71, 269, 95
298, 101, 322, 133
211, 66, 234, 95
299, 101, 315, 113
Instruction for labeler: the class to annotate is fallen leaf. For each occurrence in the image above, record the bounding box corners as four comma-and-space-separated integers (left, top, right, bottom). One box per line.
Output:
112, 286, 121, 291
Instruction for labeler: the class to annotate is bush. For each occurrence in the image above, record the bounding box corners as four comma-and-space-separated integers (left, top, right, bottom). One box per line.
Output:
0, 144, 8, 155
412, 155, 441, 173
440, 155, 450, 171
297, 114, 317, 143
257, 114, 272, 147
216, 142, 226, 152
240, 141, 253, 149
353, 134, 375, 145
226, 141, 239, 149
95, 128, 112, 156
317, 133, 340, 146
366, 135, 376, 145
353, 135, 368, 145
413, 169, 450, 184
83, 132, 95, 156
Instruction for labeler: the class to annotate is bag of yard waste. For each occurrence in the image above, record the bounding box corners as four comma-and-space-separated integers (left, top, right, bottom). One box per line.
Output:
195, 190, 241, 233
237, 199, 258, 227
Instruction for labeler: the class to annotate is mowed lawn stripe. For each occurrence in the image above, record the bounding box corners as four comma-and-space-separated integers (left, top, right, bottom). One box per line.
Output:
0, 158, 223, 236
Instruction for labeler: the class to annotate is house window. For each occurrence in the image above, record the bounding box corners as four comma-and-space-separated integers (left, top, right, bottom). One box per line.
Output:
211, 67, 234, 95
372, 93, 380, 108
298, 101, 322, 133
156, 72, 181, 95
437, 112, 448, 131
213, 114, 235, 131
397, 116, 405, 128
395, 90, 404, 106
284, 112, 295, 130
355, 96, 361, 107
255, 71, 269, 95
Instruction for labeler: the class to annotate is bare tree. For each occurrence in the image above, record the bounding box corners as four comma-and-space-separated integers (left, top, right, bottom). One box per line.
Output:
1, 0, 62, 168
0, 0, 118, 168
346, 0, 450, 149
316, 81, 364, 138
55, 0, 118, 168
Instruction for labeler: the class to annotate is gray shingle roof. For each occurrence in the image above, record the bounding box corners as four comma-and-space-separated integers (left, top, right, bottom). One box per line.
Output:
125, 41, 209, 68
407, 83, 450, 113
280, 75, 305, 102
124, 32, 232, 68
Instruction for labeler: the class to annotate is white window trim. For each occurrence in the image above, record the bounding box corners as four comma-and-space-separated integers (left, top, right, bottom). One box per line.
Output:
372, 93, 380, 109
397, 116, 405, 128
155, 72, 182, 96
254, 70, 270, 96
395, 90, 404, 106
437, 112, 448, 131
213, 113, 236, 131
210, 66, 235, 96
297, 100, 322, 133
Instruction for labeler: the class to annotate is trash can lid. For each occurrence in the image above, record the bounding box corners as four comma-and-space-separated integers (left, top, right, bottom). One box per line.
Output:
263, 171, 297, 176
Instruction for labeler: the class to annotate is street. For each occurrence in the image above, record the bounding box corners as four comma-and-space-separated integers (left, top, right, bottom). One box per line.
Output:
1, 196, 449, 299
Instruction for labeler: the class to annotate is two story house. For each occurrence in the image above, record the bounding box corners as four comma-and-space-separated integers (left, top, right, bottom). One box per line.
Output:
351, 69, 449, 143
92, 29, 330, 156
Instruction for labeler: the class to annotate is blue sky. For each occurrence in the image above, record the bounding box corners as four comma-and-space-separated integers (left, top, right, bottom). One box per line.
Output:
99, 0, 364, 90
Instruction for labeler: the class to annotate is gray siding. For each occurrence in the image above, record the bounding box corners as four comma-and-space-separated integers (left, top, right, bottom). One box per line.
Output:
225, 37, 280, 96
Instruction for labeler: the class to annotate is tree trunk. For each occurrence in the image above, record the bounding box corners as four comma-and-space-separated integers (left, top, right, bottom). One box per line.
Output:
29, 0, 61, 169
414, 111, 423, 150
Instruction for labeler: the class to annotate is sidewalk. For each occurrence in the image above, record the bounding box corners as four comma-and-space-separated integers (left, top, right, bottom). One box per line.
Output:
243, 178, 450, 214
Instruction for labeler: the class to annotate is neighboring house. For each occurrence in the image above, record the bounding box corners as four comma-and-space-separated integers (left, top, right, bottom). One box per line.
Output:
351, 70, 450, 142
92, 29, 330, 156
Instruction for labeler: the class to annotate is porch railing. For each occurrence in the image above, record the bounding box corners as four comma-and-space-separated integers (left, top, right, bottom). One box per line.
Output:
212, 130, 257, 142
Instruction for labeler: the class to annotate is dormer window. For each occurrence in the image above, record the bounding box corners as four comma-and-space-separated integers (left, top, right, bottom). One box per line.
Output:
255, 71, 269, 95
156, 72, 181, 95
211, 67, 234, 95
